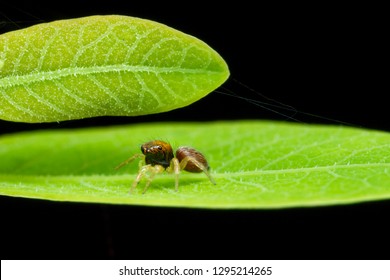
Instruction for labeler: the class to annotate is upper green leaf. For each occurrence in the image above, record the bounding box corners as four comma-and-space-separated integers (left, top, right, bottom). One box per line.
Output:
0, 15, 229, 122
0, 121, 389, 208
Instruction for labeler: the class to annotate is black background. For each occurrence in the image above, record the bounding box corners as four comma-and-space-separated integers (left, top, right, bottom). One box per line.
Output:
0, 2, 388, 259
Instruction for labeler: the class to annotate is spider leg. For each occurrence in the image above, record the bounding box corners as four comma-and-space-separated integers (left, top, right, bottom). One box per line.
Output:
170, 158, 180, 192
142, 165, 165, 194
179, 156, 216, 185
166, 158, 180, 191
130, 164, 151, 194
130, 164, 165, 194
115, 153, 144, 170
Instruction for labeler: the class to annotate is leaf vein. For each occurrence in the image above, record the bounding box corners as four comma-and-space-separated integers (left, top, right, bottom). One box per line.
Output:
0, 65, 218, 89
24, 86, 68, 116
86, 75, 131, 113
52, 80, 106, 111
0, 88, 41, 118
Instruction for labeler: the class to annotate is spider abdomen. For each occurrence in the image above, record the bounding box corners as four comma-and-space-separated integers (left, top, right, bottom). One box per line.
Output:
176, 146, 210, 173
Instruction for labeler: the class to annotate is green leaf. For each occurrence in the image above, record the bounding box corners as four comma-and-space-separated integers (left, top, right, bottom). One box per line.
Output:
0, 15, 229, 123
0, 121, 389, 208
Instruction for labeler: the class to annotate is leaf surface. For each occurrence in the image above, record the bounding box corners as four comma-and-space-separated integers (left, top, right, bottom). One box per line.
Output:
0, 15, 229, 122
0, 121, 389, 208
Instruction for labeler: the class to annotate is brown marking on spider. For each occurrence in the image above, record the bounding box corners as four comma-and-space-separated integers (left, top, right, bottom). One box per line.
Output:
115, 140, 216, 194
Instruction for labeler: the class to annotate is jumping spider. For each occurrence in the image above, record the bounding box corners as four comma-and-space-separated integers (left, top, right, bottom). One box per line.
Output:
115, 140, 216, 194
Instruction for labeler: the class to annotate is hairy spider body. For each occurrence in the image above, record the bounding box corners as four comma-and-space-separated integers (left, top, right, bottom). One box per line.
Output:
115, 140, 215, 194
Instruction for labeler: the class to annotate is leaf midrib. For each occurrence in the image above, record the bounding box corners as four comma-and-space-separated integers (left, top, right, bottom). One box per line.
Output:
0, 162, 387, 179
223, 162, 389, 176
0, 64, 221, 88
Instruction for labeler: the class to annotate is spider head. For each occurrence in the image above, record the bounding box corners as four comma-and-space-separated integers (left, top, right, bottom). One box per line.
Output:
141, 140, 174, 168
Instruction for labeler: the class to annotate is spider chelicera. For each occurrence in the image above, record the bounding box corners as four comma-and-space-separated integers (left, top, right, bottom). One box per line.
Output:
115, 140, 216, 194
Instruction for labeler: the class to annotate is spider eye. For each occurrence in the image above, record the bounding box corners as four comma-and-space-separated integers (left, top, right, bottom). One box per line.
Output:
157, 146, 163, 150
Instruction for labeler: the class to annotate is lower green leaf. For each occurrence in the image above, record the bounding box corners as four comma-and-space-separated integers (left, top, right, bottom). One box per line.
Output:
0, 121, 389, 208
